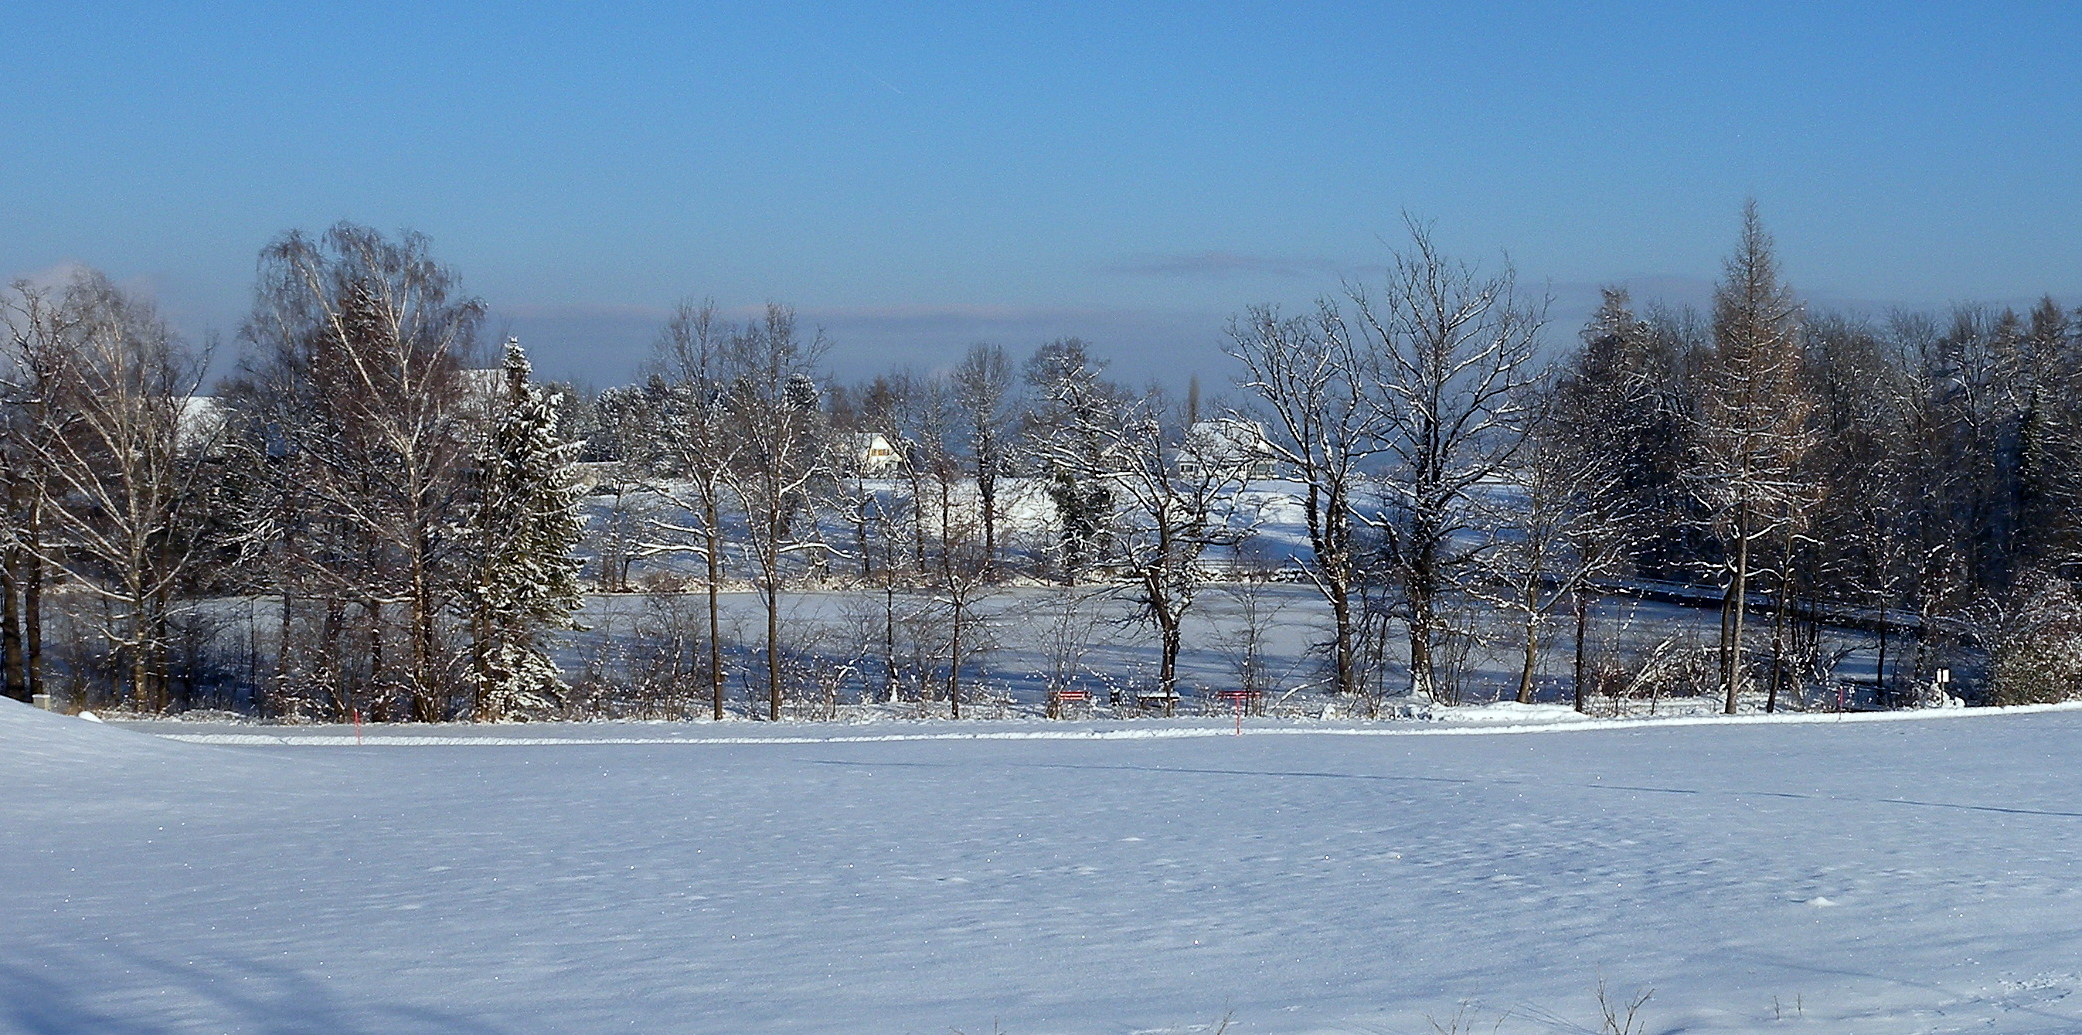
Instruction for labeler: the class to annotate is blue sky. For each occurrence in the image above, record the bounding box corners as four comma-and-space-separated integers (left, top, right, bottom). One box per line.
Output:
5, 2, 2079, 387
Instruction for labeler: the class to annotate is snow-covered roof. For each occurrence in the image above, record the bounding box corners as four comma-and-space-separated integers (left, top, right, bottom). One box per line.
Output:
176, 396, 226, 451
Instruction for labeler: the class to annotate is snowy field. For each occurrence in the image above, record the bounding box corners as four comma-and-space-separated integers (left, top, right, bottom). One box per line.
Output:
7, 700, 2082, 1034
553, 584, 1841, 719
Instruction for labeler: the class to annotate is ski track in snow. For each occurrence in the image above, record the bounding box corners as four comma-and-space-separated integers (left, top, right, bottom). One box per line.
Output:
7, 698, 2082, 1034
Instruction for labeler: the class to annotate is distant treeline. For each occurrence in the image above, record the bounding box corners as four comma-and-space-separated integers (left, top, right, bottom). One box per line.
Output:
5, 206, 2080, 719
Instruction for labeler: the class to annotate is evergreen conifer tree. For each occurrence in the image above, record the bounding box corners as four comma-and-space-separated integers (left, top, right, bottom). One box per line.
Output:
467, 338, 583, 720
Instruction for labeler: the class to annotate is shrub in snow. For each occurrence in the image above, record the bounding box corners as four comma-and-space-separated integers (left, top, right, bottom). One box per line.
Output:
1616, 635, 1718, 711
1981, 571, 2082, 705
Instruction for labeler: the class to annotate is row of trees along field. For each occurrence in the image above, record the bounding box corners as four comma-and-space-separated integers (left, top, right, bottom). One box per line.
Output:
0, 228, 583, 721
5, 206, 2082, 720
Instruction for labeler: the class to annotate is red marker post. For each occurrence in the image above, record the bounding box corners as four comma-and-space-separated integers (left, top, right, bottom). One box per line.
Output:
1218, 690, 1258, 735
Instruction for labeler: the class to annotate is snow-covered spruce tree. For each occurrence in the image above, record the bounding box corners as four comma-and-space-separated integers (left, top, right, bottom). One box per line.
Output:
465, 339, 583, 720
1552, 288, 1700, 577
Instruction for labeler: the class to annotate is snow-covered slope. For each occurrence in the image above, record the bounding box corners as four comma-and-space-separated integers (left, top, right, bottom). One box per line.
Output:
6, 697, 2082, 1034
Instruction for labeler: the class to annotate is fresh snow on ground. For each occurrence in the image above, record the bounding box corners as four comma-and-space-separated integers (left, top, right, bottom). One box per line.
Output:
8, 698, 2082, 1034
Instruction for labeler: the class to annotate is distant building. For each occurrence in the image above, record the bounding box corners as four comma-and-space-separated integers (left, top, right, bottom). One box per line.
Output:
848, 432, 905, 475
1177, 419, 1276, 480
176, 396, 227, 454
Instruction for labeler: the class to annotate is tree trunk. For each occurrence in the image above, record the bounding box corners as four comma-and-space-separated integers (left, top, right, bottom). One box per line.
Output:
151, 608, 171, 713
1572, 587, 1588, 714
127, 558, 152, 712
1767, 572, 1788, 713
1876, 620, 1890, 709
765, 582, 782, 721
979, 467, 997, 575
1159, 615, 1181, 717
1407, 578, 1435, 701
1517, 616, 1538, 705
1329, 577, 1356, 698
23, 498, 41, 703
130, 638, 150, 714
946, 596, 962, 720
1407, 510, 1441, 700
883, 580, 897, 704
321, 595, 346, 719
412, 550, 439, 722
1, 544, 26, 702
855, 488, 872, 579
706, 498, 724, 721
1723, 522, 1750, 715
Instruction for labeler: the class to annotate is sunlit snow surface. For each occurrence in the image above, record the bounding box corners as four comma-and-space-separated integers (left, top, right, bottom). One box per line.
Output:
6, 700, 2082, 1034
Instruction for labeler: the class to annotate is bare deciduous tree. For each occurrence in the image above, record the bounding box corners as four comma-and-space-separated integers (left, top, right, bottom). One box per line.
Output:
230, 223, 485, 721
1691, 202, 1813, 713
1477, 386, 1633, 705
1355, 221, 1544, 700
639, 299, 743, 720
951, 343, 1016, 576
723, 304, 832, 720
0, 281, 60, 705
1228, 303, 1380, 697
6, 272, 218, 711
1099, 391, 1254, 706
1036, 586, 1106, 716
